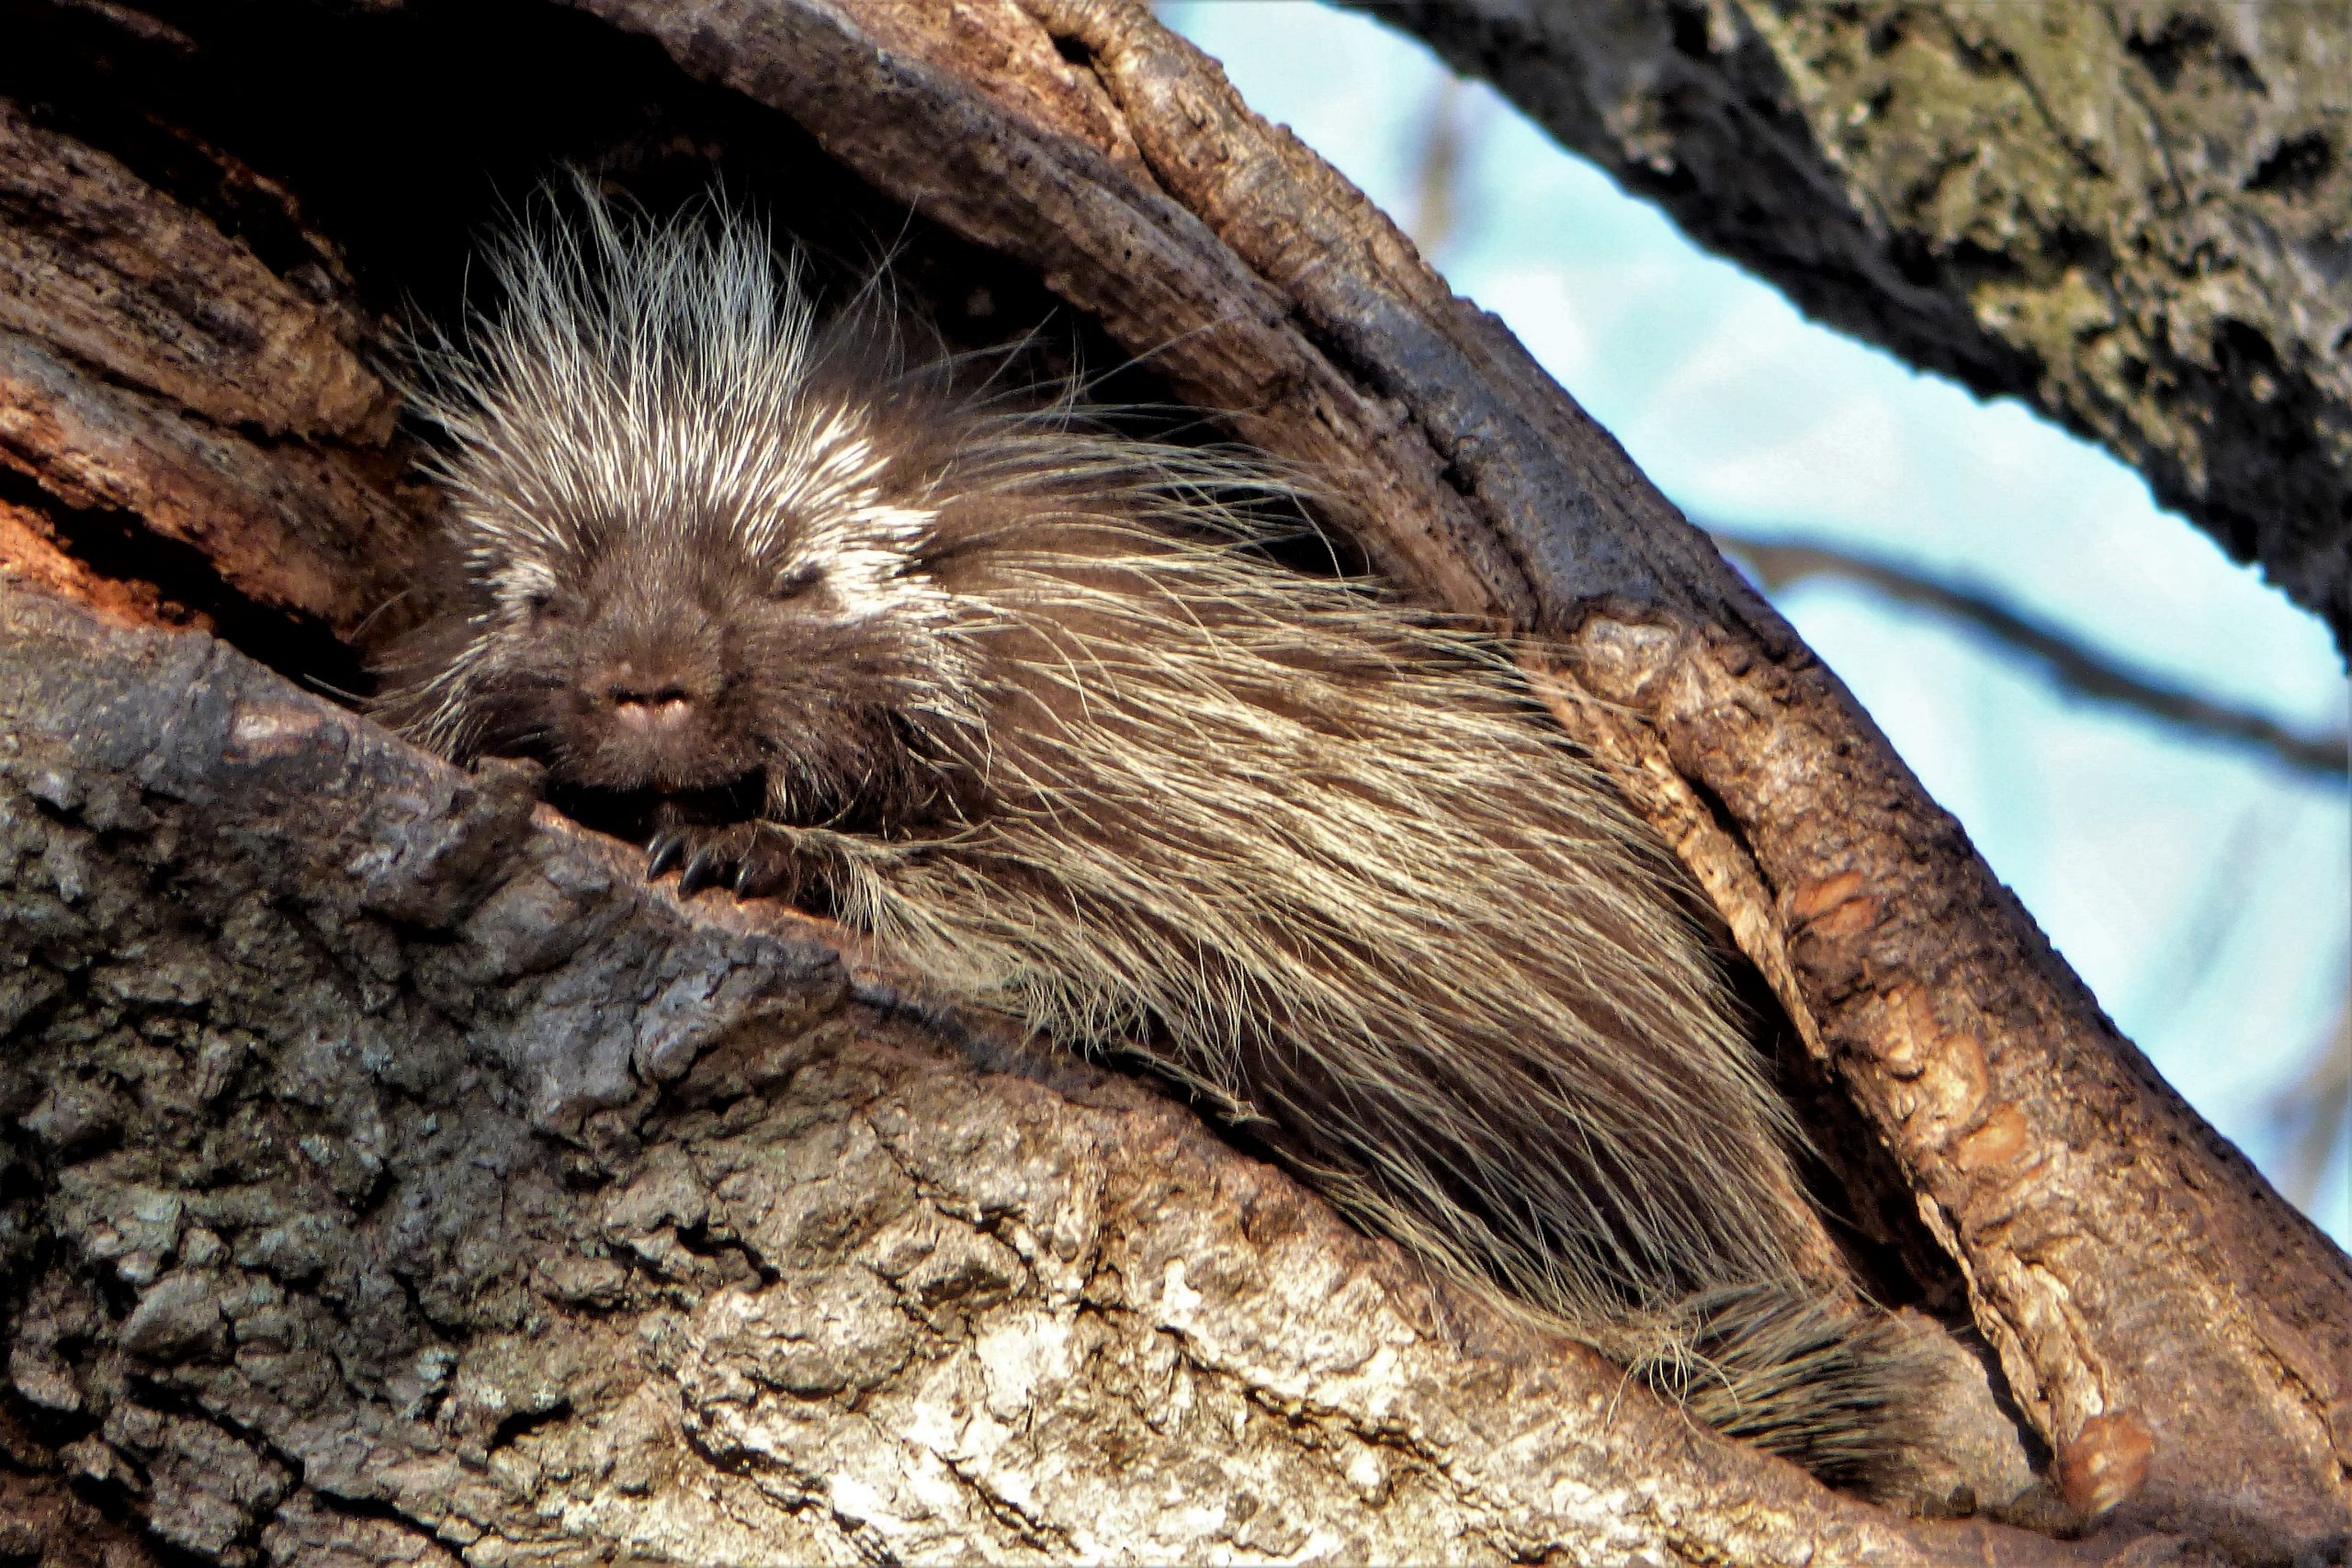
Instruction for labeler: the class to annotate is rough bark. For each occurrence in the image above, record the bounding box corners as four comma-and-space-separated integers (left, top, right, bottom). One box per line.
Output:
0, 0, 2345, 1562
1359, 0, 2352, 656
0, 588, 2180, 1568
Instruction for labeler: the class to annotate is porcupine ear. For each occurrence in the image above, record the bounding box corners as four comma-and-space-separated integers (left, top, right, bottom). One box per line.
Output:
364, 579, 492, 761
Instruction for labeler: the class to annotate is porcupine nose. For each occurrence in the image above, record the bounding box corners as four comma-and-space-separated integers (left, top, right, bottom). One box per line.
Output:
602, 664, 697, 737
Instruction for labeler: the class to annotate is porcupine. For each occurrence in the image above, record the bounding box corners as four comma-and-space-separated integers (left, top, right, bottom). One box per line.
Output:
375, 193, 1919, 1484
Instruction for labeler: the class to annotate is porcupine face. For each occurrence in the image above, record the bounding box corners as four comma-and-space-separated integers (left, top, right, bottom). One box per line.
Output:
384, 199, 978, 830
438, 403, 956, 821
464, 508, 913, 804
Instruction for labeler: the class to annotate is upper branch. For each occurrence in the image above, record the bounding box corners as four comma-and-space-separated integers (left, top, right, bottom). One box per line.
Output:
1363, 0, 2352, 656
551, 0, 2351, 1547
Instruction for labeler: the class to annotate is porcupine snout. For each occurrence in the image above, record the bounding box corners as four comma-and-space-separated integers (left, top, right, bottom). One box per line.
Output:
560, 595, 752, 794
594, 659, 706, 738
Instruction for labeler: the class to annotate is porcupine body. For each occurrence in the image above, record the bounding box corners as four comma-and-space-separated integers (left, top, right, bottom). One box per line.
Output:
376, 197, 1914, 1483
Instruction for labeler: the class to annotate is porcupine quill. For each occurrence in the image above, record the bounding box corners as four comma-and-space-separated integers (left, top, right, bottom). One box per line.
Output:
373, 190, 1922, 1486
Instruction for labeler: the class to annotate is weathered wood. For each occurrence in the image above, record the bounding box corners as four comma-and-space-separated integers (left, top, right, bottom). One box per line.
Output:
0, 98, 390, 444
0, 95, 424, 636
555, 0, 2348, 1550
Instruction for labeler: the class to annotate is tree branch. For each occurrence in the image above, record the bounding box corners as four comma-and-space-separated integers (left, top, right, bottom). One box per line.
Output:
0, 586, 2159, 1566
1713, 528, 2351, 779
0, 0, 2345, 1557
571, 0, 2346, 1546
1358, 0, 2352, 659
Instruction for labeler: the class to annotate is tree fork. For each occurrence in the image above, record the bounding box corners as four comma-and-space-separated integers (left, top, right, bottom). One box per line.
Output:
0, 0, 2343, 1560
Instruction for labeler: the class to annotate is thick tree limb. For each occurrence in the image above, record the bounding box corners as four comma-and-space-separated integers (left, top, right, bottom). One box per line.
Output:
1358, 0, 2352, 656
561, 0, 2349, 1549
0, 588, 2169, 1566
0, 0, 2346, 1559
0, 97, 416, 637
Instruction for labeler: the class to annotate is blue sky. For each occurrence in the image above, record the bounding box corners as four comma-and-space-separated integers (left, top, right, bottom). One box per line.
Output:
1166, 1, 2351, 1242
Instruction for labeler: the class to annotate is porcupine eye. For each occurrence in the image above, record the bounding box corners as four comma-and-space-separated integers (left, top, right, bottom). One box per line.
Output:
770, 562, 822, 601
521, 588, 571, 626
500, 577, 567, 627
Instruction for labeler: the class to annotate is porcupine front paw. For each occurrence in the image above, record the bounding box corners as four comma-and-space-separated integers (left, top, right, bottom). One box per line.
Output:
645, 820, 808, 899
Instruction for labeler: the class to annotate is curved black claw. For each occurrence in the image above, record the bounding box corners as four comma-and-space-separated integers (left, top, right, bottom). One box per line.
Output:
679, 845, 726, 895
729, 836, 803, 900
646, 829, 690, 880
640, 821, 808, 904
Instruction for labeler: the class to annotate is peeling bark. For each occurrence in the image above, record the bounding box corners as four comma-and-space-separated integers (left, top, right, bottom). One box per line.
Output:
0, 0, 2344, 1561
0, 98, 415, 637
1359, 0, 2352, 654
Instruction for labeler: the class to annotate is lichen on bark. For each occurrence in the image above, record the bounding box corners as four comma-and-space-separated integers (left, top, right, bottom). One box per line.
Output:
1364, 0, 2352, 653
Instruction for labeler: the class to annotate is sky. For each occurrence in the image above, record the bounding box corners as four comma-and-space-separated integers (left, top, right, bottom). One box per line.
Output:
1164, 1, 2351, 1244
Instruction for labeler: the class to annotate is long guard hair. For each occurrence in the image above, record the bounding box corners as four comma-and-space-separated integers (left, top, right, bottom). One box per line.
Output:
378, 190, 1916, 1483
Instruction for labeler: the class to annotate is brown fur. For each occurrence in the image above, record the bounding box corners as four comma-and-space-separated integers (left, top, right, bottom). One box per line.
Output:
376, 192, 1922, 1485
